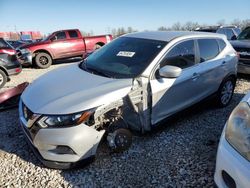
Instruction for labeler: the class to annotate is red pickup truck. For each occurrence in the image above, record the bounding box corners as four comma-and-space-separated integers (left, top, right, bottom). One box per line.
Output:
17, 29, 112, 68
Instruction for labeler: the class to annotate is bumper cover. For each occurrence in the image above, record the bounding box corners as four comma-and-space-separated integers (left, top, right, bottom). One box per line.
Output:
214, 130, 250, 188
6, 63, 22, 76
19, 102, 105, 169
17, 51, 32, 66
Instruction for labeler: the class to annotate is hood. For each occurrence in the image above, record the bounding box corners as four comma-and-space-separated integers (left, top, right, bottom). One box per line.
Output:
20, 41, 49, 49
21, 64, 133, 114
230, 40, 250, 49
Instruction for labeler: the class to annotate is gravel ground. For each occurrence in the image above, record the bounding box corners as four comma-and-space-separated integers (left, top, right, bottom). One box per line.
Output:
0, 62, 249, 188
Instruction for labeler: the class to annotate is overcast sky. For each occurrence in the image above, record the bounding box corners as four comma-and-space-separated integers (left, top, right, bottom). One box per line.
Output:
0, 0, 250, 35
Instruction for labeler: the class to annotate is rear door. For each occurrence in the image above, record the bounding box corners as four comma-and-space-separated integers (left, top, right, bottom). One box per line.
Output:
150, 39, 205, 124
67, 30, 85, 56
196, 38, 226, 96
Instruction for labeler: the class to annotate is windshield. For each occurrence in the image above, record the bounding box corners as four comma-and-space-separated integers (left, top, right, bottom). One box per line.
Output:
81, 37, 167, 78
21, 34, 32, 41
237, 27, 250, 40
0, 38, 12, 48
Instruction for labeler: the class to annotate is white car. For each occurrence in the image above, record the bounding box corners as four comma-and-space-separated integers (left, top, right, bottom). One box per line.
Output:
19, 31, 238, 169
214, 91, 250, 188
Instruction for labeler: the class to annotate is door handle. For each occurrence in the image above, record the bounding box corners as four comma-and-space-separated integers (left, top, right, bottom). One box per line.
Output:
192, 73, 200, 80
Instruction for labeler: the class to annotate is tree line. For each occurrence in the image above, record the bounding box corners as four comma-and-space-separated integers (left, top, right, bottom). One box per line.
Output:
81, 19, 250, 37
158, 19, 250, 31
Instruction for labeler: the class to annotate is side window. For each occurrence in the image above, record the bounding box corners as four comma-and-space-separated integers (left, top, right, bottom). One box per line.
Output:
52, 31, 66, 41
217, 39, 226, 52
198, 39, 219, 62
160, 40, 195, 69
68, 30, 78, 38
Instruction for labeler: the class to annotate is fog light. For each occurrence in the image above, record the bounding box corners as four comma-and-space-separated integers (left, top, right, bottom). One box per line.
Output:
49, 146, 76, 155
222, 170, 236, 188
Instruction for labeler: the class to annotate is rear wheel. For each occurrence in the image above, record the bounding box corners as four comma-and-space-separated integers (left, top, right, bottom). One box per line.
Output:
35, 52, 52, 69
216, 77, 235, 107
0, 70, 7, 89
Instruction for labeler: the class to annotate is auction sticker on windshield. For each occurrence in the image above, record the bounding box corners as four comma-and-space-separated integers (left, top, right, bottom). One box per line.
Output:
117, 51, 135, 57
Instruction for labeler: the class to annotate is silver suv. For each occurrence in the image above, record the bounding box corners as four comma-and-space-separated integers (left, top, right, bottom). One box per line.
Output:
19, 31, 238, 169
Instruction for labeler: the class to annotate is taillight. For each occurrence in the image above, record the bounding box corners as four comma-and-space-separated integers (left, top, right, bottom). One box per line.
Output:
15, 68, 21, 73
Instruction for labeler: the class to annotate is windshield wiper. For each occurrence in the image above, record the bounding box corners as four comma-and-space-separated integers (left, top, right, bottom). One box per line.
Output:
88, 67, 114, 78
84, 63, 113, 78
80, 60, 114, 78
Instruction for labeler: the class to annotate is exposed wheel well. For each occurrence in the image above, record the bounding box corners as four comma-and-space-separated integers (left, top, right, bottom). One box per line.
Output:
33, 50, 52, 59
224, 74, 237, 84
0, 66, 8, 76
217, 74, 237, 93
96, 42, 105, 47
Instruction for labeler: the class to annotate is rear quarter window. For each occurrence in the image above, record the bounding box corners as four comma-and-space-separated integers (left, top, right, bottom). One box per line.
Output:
217, 39, 226, 51
198, 39, 220, 62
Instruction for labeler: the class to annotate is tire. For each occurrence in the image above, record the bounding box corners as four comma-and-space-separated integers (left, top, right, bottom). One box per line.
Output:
35, 52, 52, 69
216, 77, 236, 107
0, 70, 7, 89
107, 128, 132, 153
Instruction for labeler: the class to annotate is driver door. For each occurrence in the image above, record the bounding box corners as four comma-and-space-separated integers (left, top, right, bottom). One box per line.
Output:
150, 39, 204, 124
50, 31, 71, 58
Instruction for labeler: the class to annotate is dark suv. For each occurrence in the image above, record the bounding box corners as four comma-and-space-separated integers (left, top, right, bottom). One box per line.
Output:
230, 26, 250, 74
195, 26, 241, 40
0, 38, 22, 89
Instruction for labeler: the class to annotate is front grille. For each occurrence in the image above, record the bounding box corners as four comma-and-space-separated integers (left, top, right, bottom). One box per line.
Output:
22, 103, 34, 121
234, 47, 250, 64
21, 102, 41, 140
16, 50, 22, 58
22, 124, 33, 140
234, 47, 250, 53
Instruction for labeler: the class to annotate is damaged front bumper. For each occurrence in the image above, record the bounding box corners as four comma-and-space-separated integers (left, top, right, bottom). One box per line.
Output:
16, 50, 32, 66
19, 101, 105, 169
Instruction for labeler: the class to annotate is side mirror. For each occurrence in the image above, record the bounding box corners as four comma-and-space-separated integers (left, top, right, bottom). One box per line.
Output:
231, 35, 237, 40
159, 65, 182, 78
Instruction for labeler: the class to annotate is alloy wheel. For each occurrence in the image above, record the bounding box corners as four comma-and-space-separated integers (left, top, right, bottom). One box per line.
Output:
39, 56, 48, 65
0, 74, 3, 85
220, 80, 234, 105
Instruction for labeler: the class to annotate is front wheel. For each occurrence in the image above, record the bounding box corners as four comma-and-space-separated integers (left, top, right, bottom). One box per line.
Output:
35, 52, 52, 69
0, 70, 7, 89
216, 77, 235, 107
107, 128, 132, 152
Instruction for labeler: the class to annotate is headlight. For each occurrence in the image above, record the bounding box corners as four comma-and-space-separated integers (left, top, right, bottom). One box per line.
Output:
37, 110, 94, 128
225, 102, 250, 161
20, 48, 30, 54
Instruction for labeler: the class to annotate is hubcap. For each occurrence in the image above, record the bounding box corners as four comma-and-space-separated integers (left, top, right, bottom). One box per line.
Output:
221, 81, 234, 105
0, 74, 3, 85
39, 56, 48, 65
115, 134, 129, 148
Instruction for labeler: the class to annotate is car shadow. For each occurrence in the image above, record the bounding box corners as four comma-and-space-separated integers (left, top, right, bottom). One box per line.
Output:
21, 58, 82, 69
53, 57, 83, 65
